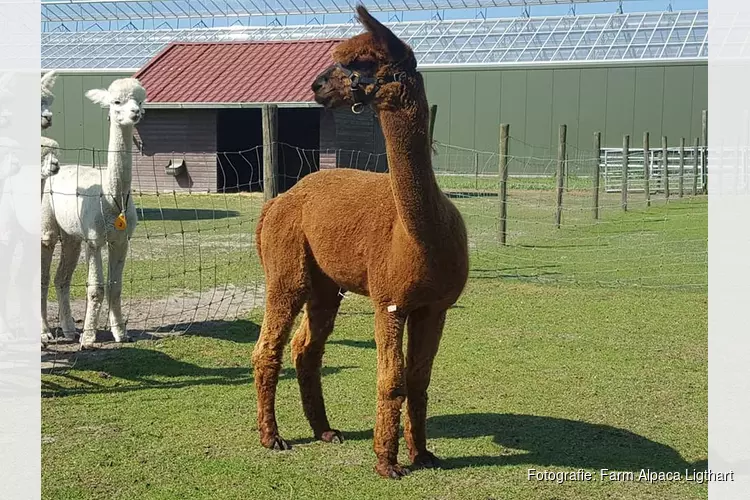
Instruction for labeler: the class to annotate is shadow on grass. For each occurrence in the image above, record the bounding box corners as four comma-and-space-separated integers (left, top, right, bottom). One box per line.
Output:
343, 413, 703, 472
136, 207, 240, 221
329, 339, 376, 349
42, 346, 354, 398
470, 270, 563, 280
136, 319, 261, 344
443, 191, 498, 199
515, 243, 608, 249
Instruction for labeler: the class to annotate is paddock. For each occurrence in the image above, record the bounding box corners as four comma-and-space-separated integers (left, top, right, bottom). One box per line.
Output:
39, 2, 709, 498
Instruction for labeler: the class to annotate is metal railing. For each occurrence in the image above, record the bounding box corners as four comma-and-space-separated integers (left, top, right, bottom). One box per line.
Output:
601, 145, 706, 193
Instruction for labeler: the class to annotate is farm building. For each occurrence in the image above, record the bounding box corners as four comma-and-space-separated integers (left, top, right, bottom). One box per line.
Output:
130, 40, 386, 192
41, 1, 708, 188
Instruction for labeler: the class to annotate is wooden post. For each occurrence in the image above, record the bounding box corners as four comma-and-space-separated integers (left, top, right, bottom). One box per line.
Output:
678, 137, 685, 198
662, 136, 670, 200
592, 131, 601, 219
701, 109, 708, 194
555, 125, 567, 228
499, 124, 510, 245
428, 104, 438, 145
474, 152, 479, 191
692, 137, 700, 196
621, 134, 629, 212
643, 131, 651, 207
262, 104, 278, 201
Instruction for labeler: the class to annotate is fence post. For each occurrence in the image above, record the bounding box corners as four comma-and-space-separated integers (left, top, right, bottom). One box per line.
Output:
621, 134, 629, 212
643, 131, 651, 207
593, 131, 601, 219
692, 137, 700, 196
555, 124, 567, 228
499, 124, 510, 245
662, 136, 670, 200
661, 135, 669, 201
262, 104, 279, 201
702, 109, 708, 194
428, 104, 438, 145
678, 137, 685, 198
474, 152, 479, 191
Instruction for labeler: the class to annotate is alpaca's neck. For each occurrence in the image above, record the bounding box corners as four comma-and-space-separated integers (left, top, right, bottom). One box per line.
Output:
377, 92, 439, 240
104, 123, 133, 210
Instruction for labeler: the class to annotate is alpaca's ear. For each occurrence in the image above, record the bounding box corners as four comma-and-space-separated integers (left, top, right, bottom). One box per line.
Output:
356, 5, 408, 61
85, 88, 111, 107
41, 70, 57, 90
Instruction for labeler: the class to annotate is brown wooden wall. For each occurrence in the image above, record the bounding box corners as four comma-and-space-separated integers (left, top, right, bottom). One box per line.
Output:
133, 109, 218, 192
319, 108, 388, 172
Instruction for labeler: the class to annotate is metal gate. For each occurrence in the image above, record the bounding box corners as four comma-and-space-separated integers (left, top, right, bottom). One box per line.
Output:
601, 146, 706, 193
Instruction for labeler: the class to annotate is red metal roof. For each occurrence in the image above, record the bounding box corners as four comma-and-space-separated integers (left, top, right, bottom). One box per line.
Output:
134, 40, 340, 104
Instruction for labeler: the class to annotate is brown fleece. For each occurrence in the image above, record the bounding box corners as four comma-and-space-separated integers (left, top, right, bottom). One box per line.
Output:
251, 5, 469, 479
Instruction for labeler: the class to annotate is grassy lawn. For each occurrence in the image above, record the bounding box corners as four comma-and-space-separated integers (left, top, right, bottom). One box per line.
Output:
42, 182, 707, 499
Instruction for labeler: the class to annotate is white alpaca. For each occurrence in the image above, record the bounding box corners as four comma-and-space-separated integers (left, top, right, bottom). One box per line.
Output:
40, 136, 61, 182
41, 71, 57, 130
42, 78, 145, 347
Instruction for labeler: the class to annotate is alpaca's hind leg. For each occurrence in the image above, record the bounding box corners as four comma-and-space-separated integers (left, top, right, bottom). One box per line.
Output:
373, 306, 409, 479
107, 240, 130, 343
291, 273, 343, 443
54, 235, 82, 340
41, 238, 57, 340
252, 284, 307, 450
404, 306, 446, 470
80, 245, 105, 348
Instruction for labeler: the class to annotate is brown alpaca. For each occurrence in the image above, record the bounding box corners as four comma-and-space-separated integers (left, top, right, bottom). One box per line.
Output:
252, 5, 469, 479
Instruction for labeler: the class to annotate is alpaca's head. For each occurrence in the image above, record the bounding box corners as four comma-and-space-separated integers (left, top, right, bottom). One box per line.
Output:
41, 136, 60, 178
86, 78, 147, 127
311, 5, 418, 113
41, 71, 57, 130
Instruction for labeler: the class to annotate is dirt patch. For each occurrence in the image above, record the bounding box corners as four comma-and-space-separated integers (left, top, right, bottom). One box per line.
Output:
41, 283, 264, 370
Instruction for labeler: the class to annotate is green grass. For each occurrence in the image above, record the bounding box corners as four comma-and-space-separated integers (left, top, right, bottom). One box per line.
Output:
42, 187, 707, 500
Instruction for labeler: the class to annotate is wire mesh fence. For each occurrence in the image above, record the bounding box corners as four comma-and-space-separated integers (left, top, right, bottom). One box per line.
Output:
40, 137, 708, 365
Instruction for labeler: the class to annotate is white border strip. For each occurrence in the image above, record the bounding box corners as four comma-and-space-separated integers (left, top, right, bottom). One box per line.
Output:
709, 0, 750, 498
0, 0, 42, 498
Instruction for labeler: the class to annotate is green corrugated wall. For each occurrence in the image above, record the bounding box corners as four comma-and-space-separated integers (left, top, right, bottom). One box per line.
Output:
423, 62, 708, 170
45, 64, 708, 169
42, 72, 132, 165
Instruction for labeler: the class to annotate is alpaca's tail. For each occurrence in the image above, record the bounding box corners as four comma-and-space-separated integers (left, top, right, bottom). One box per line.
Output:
255, 198, 276, 267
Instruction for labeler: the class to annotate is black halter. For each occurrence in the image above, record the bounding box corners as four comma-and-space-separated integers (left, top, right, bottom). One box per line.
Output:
334, 63, 408, 114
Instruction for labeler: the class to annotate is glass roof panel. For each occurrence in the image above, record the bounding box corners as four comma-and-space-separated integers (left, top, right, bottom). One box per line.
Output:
42, 9, 709, 69
41, 0, 655, 26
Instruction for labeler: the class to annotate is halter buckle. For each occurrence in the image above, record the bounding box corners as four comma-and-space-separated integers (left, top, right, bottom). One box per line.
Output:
351, 102, 365, 114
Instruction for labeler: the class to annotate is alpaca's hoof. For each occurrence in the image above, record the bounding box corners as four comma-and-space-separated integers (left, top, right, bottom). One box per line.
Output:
41, 331, 54, 342
262, 435, 291, 451
114, 334, 133, 343
62, 331, 78, 342
319, 429, 344, 444
411, 451, 441, 470
80, 342, 97, 350
375, 462, 410, 479
80, 335, 96, 350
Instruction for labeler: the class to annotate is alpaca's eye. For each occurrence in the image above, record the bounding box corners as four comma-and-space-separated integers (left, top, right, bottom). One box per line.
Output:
113, 100, 121, 105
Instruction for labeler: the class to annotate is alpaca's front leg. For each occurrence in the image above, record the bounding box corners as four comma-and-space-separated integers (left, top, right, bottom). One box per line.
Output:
55, 235, 82, 340
373, 306, 409, 479
404, 307, 446, 470
81, 245, 105, 348
107, 240, 130, 342
41, 239, 56, 340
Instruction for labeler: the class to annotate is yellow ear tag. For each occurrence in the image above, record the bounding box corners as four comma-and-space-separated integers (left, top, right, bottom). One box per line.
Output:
114, 213, 127, 231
